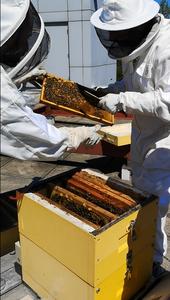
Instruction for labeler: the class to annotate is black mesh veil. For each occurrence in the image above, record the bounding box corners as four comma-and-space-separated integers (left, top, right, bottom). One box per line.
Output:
0, 2, 50, 79
15, 27, 50, 80
95, 17, 159, 59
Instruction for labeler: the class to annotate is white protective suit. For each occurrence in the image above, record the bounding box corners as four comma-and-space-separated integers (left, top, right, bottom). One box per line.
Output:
115, 15, 170, 263
1, 66, 100, 160
1, 67, 69, 160
1, 0, 100, 161
91, 0, 170, 264
111, 14, 170, 194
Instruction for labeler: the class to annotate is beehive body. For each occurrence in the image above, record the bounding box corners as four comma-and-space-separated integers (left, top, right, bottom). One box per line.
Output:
18, 184, 157, 300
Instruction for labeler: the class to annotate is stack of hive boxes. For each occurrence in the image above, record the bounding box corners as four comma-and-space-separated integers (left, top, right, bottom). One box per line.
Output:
18, 170, 157, 300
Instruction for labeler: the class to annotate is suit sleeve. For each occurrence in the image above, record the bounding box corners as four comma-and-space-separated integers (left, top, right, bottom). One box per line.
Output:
1, 67, 69, 160
119, 52, 170, 123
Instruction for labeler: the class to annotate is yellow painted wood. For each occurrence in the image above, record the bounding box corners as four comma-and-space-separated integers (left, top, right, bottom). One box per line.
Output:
21, 235, 95, 300
102, 134, 131, 146
96, 247, 154, 300
18, 195, 96, 285
99, 123, 131, 146
18, 193, 158, 300
20, 235, 130, 300
21, 235, 154, 300
95, 201, 157, 299
95, 201, 157, 284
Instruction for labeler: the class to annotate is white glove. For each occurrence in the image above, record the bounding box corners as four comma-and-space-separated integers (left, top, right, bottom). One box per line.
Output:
60, 125, 101, 150
99, 94, 123, 114
14, 65, 46, 85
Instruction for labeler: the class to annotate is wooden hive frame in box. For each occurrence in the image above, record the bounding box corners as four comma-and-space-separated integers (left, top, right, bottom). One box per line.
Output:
40, 75, 114, 125
18, 169, 158, 300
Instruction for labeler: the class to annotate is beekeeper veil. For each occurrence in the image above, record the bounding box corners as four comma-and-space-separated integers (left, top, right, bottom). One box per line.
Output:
90, 0, 160, 59
0, 0, 50, 80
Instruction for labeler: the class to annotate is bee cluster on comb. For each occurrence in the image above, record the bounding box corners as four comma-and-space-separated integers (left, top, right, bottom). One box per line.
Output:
41, 75, 114, 125
48, 170, 137, 229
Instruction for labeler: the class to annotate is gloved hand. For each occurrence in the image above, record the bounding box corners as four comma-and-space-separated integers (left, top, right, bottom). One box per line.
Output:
60, 125, 101, 150
99, 93, 123, 114
14, 65, 47, 85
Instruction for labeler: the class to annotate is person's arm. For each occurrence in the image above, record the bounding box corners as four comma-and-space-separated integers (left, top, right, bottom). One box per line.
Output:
1, 67, 100, 161
95, 79, 126, 96
106, 79, 126, 94
99, 53, 170, 122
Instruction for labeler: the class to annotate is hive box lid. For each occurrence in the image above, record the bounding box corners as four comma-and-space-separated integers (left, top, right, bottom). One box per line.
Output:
99, 122, 132, 146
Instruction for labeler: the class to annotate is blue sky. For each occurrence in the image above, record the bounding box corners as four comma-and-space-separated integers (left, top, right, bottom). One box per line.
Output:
155, 0, 170, 4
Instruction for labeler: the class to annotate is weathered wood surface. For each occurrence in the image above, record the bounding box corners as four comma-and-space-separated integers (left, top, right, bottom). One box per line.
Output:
0, 153, 103, 194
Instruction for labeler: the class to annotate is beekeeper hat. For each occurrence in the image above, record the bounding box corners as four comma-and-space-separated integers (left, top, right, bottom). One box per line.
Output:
1, 0, 49, 80
90, 0, 160, 31
1, 0, 30, 47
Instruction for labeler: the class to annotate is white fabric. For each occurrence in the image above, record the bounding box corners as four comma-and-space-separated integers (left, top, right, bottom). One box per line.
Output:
1, 67, 101, 160
1, 67, 68, 160
99, 93, 121, 113
125, 18, 170, 263
119, 17, 170, 199
20, 88, 41, 109
121, 14, 162, 63
0, 1, 101, 161
1, 0, 30, 46
95, 15, 170, 263
90, 0, 160, 31
100, 16, 170, 197
60, 125, 101, 150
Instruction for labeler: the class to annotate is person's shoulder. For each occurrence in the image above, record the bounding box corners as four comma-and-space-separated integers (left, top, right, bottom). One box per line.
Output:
162, 16, 170, 26
157, 16, 170, 42
160, 17, 170, 33
152, 18, 170, 59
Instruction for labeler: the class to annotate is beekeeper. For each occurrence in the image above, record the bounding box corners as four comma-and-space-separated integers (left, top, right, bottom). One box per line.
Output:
91, 0, 170, 276
1, 0, 100, 161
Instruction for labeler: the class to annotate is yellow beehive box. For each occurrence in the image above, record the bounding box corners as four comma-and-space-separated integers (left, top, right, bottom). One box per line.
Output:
98, 122, 132, 146
18, 181, 158, 300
